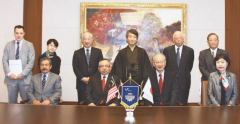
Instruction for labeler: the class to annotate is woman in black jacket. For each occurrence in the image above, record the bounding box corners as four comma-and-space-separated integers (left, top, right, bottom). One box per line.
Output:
39, 39, 61, 74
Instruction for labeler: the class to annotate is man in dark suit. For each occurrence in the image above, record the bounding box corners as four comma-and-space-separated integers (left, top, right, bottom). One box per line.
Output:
148, 53, 167, 106
112, 29, 151, 84
72, 32, 103, 104
199, 33, 227, 105
27, 57, 61, 105
87, 59, 119, 106
163, 31, 194, 105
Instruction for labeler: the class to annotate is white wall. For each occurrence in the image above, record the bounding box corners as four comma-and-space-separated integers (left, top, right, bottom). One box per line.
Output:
42, 0, 224, 103
0, 0, 24, 102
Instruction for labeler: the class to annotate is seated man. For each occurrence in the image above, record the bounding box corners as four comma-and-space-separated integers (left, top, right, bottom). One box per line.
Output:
27, 57, 62, 105
87, 59, 119, 106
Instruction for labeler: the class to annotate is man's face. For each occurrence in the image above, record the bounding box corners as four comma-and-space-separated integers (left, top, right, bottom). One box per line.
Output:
127, 32, 137, 46
40, 60, 52, 73
173, 33, 184, 47
14, 28, 25, 41
47, 42, 57, 53
98, 60, 111, 75
208, 35, 219, 49
153, 56, 166, 72
82, 33, 93, 48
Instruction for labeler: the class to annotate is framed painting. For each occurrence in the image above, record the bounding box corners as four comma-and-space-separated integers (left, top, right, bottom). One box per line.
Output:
80, 3, 187, 62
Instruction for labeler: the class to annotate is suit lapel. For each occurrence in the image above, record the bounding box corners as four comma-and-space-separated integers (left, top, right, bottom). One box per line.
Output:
170, 46, 178, 68
89, 47, 95, 67
43, 73, 53, 91
10, 41, 16, 59
80, 48, 88, 66
38, 74, 43, 92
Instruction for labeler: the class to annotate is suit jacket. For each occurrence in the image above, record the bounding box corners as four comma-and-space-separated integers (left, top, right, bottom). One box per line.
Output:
72, 47, 103, 90
2, 40, 35, 84
112, 46, 151, 83
27, 72, 62, 104
39, 52, 61, 75
87, 73, 119, 105
163, 45, 194, 105
148, 68, 166, 105
208, 71, 238, 106
199, 48, 227, 81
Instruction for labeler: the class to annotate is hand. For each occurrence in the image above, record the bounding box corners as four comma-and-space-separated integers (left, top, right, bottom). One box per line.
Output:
16, 74, 24, 80
41, 99, 51, 105
108, 103, 117, 107
81, 77, 90, 84
88, 103, 96, 106
9, 74, 18, 80
32, 100, 41, 105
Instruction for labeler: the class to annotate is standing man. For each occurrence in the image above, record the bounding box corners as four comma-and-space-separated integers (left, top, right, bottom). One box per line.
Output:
112, 29, 151, 84
148, 53, 167, 105
199, 33, 227, 105
163, 31, 194, 105
28, 57, 62, 105
2, 25, 35, 103
87, 59, 119, 106
72, 32, 103, 104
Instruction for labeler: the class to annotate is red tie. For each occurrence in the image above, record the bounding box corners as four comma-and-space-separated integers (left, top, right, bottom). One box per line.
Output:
102, 76, 106, 91
159, 74, 163, 95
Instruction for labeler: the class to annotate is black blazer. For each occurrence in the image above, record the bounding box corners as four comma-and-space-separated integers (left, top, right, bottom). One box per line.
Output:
163, 45, 194, 105
86, 73, 119, 105
72, 47, 103, 89
147, 68, 167, 105
39, 52, 61, 75
199, 48, 227, 81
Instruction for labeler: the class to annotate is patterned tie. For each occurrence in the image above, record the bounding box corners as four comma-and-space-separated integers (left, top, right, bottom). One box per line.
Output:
176, 47, 180, 67
15, 42, 20, 59
102, 75, 106, 92
159, 74, 163, 95
42, 74, 47, 90
86, 48, 90, 65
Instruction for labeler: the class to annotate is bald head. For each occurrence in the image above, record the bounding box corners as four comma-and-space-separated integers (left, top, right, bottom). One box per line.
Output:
173, 31, 185, 47
81, 31, 94, 48
152, 53, 166, 72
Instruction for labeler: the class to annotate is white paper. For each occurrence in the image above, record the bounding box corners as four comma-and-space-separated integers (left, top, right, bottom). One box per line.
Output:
9, 60, 22, 75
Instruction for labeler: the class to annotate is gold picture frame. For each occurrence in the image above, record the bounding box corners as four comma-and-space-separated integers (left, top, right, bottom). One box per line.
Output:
80, 2, 187, 61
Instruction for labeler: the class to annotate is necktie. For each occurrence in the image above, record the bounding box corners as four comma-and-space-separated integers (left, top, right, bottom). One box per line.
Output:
86, 49, 90, 65
159, 74, 163, 95
42, 74, 46, 90
102, 76, 106, 92
211, 51, 215, 58
176, 47, 180, 67
16, 42, 20, 59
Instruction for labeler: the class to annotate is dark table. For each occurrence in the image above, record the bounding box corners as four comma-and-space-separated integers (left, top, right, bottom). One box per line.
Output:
0, 103, 239, 124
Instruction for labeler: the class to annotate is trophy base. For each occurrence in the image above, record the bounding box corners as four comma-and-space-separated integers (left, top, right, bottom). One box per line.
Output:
125, 110, 135, 123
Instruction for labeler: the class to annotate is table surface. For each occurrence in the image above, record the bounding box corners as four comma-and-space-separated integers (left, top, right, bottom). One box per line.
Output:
0, 103, 239, 124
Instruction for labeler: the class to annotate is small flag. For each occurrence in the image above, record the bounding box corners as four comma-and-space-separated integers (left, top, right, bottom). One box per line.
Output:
142, 78, 153, 104
106, 77, 118, 103
106, 84, 118, 103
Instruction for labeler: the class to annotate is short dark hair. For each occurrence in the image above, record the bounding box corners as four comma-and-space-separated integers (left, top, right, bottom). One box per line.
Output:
47, 39, 59, 47
207, 33, 219, 41
40, 57, 52, 65
214, 53, 230, 68
126, 29, 138, 39
14, 25, 24, 32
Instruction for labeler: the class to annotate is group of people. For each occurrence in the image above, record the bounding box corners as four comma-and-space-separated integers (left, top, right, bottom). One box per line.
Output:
2, 25, 238, 106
